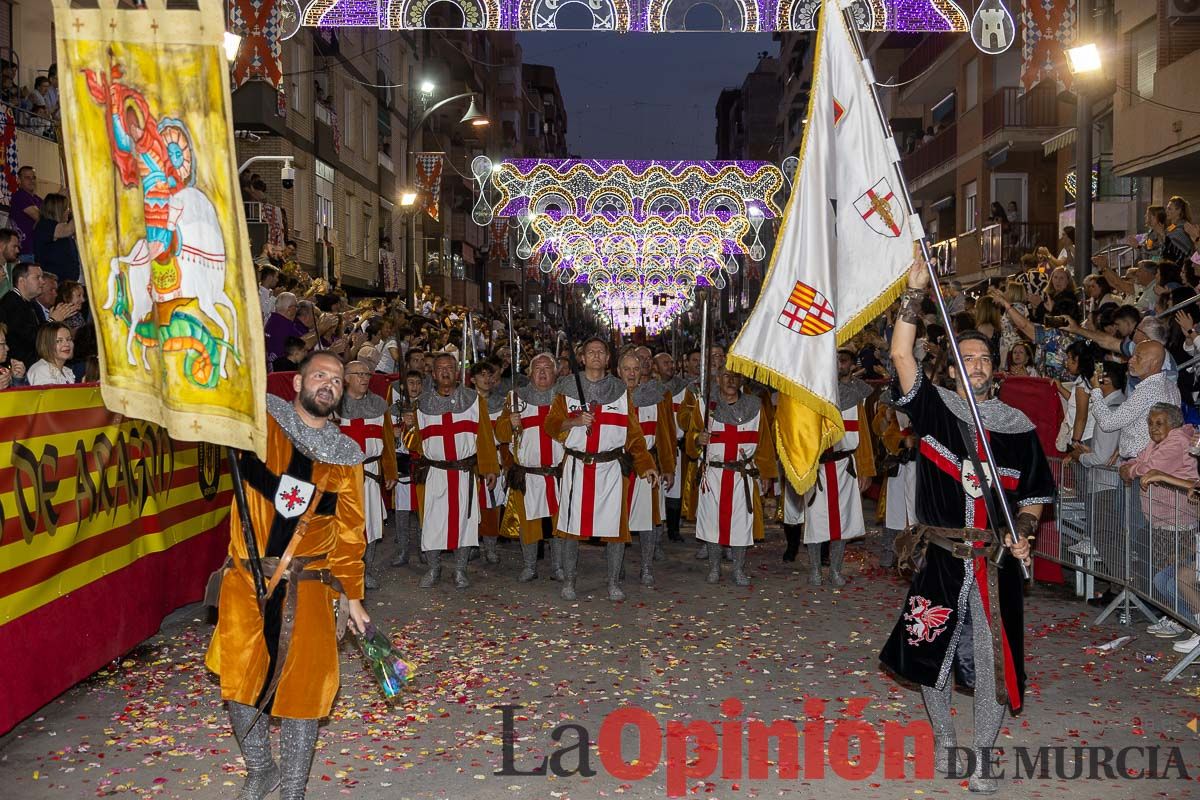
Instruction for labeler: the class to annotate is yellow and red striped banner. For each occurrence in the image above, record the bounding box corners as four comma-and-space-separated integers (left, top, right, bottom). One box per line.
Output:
0, 384, 231, 733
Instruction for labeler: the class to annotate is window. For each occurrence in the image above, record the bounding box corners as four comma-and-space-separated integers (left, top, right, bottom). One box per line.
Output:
345, 195, 356, 257
315, 160, 334, 242
344, 89, 355, 149
361, 98, 370, 153
527, 111, 539, 136
964, 58, 978, 112
963, 180, 978, 233
1132, 21, 1157, 100
290, 46, 309, 113
362, 210, 373, 261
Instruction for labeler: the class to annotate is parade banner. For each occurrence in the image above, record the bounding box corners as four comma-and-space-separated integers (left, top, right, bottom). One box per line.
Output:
53, 0, 268, 459
729, 0, 915, 493
228, 0, 284, 92
415, 153, 444, 221
0, 106, 16, 207
0, 385, 232, 734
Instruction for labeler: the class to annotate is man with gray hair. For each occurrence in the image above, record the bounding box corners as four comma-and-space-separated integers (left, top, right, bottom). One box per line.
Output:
264, 291, 303, 369
1090, 340, 1181, 461
946, 280, 965, 315
1067, 307, 1178, 389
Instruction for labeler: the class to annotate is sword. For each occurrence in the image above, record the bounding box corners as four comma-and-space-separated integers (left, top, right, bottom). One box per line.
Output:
226, 447, 267, 601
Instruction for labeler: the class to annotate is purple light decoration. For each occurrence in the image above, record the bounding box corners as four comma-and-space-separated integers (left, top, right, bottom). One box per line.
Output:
504, 159, 776, 176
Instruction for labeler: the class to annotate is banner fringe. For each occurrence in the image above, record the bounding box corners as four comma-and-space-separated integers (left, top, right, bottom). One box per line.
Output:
836, 273, 907, 348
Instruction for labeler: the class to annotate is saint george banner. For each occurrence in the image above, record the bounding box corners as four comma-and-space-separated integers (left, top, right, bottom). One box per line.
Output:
415, 153, 444, 221
53, 0, 267, 459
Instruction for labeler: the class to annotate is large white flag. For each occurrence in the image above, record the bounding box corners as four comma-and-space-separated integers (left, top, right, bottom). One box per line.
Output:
728, 0, 920, 493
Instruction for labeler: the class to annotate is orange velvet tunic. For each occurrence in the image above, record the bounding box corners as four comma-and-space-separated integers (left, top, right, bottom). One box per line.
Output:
205, 414, 366, 720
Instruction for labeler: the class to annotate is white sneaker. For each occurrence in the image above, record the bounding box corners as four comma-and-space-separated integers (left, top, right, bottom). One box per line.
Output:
1148, 617, 1188, 637
1172, 633, 1200, 653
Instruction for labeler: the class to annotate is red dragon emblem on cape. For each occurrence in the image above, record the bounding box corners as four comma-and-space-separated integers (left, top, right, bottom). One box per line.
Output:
903, 595, 953, 645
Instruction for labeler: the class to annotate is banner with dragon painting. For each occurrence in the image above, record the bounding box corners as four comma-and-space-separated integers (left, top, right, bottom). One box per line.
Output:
52, 0, 267, 459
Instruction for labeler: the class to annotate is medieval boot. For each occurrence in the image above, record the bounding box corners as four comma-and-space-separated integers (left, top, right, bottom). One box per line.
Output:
706, 542, 722, 584
969, 587, 1006, 794
606, 542, 626, 601
782, 523, 801, 562
550, 538, 565, 582
731, 546, 751, 586
561, 539, 579, 601
363, 540, 379, 591
829, 540, 848, 587
454, 546, 471, 588
482, 535, 500, 565
418, 550, 441, 588
278, 716, 319, 800
921, 683, 959, 776
518, 542, 538, 582
807, 543, 823, 586
723, 546, 733, 562
228, 702, 279, 800
695, 541, 709, 560
666, 500, 684, 542
654, 526, 666, 561
391, 514, 410, 567
638, 529, 656, 587
879, 527, 898, 569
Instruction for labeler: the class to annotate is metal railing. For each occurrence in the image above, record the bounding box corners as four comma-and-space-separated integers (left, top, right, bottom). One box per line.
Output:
982, 83, 1057, 138
2, 100, 56, 142
900, 122, 956, 181
897, 34, 956, 85
1043, 459, 1200, 681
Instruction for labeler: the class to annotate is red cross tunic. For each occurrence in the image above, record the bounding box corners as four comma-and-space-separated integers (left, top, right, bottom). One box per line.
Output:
338, 410, 397, 545
688, 401, 778, 547
804, 405, 867, 544
625, 395, 678, 531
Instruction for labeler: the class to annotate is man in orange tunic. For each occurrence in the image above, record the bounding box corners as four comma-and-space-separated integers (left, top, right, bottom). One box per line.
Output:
206, 352, 372, 800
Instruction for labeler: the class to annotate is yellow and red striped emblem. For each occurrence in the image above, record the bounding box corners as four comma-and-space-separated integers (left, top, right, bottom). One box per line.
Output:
777, 280, 836, 336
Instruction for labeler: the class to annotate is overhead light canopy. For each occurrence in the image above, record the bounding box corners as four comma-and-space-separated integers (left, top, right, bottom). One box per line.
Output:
461, 96, 489, 127
1066, 44, 1102, 74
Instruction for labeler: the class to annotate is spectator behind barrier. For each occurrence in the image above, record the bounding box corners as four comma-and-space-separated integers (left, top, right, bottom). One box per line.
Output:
1122, 403, 1198, 527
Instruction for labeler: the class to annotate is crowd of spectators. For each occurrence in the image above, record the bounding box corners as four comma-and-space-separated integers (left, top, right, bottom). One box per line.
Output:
2, 61, 59, 140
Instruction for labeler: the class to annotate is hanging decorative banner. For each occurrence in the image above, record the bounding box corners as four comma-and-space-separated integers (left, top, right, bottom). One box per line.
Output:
53, 0, 268, 459
379, 246, 401, 292
489, 219, 509, 263
415, 152, 444, 221
0, 107, 17, 207
262, 203, 286, 247
227, 0, 284, 91
1020, 0, 1076, 91
330, 106, 342, 154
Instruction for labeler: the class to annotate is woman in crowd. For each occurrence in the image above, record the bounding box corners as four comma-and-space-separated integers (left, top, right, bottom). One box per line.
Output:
972, 294, 1003, 356
32, 193, 81, 282
0, 322, 27, 389
27, 322, 76, 386
1163, 196, 1195, 265
1056, 340, 1096, 453
1005, 341, 1039, 377
1083, 273, 1119, 312
56, 279, 88, 331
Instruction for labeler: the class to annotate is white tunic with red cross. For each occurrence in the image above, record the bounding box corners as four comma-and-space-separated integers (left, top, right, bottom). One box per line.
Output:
478, 401, 509, 512
626, 403, 660, 531
557, 393, 634, 539
665, 386, 691, 502
391, 410, 419, 513
516, 402, 564, 521
339, 412, 388, 544
695, 409, 764, 547
803, 404, 866, 544
417, 399, 484, 551
885, 410, 918, 531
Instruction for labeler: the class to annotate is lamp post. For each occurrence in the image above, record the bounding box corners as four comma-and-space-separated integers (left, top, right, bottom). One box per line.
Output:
402, 77, 489, 311
1067, 30, 1103, 284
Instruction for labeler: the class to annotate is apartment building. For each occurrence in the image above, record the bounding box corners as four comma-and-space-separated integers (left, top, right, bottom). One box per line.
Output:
773, 31, 814, 163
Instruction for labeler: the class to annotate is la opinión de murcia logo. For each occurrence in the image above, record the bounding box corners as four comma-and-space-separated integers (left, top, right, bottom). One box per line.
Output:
495, 700, 1191, 796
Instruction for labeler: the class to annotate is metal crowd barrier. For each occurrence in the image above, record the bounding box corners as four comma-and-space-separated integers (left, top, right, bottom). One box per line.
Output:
1039, 458, 1200, 681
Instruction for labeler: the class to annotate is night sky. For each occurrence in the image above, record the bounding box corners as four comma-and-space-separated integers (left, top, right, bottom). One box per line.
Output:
517, 32, 775, 159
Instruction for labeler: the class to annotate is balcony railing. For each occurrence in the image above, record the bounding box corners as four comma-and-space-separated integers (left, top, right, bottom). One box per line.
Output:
900, 122, 956, 181
931, 236, 957, 276
898, 34, 955, 85
982, 83, 1057, 138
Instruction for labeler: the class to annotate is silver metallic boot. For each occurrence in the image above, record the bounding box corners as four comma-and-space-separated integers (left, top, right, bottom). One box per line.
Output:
638, 529, 656, 587
606, 542, 626, 601
561, 539, 579, 600
829, 540, 848, 586
228, 702, 279, 800
363, 540, 379, 591
418, 549, 441, 588
454, 546, 471, 588
278, 717, 319, 800
518, 542, 538, 582
706, 542, 721, 584
880, 527, 898, 569
807, 543, 823, 586
482, 535, 500, 564
653, 525, 666, 561
921, 683, 958, 776
731, 546, 751, 586
391, 513, 410, 567
549, 538, 565, 582
695, 541, 709, 560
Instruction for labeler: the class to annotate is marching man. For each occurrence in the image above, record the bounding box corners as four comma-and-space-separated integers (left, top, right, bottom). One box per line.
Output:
495, 353, 566, 582
337, 361, 397, 590
654, 351, 695, 545
402, 352, 500, 589
687, 367, 778, 585
803, 347, 875, 587
471, 360, 509, 565
390, 369, 425, 567
545, 338, 659, 602
618, 351, 677, 587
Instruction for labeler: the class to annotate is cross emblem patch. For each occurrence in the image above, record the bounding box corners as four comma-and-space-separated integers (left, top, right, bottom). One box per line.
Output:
275, 474, 316, 519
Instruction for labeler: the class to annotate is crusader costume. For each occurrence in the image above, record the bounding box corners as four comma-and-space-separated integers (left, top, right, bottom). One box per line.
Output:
802, 373, 875, 586
662, 374, 696, 543
337, 389, 397, 590
476, 386, 511, 565
544, 372, 656, 601
389, 389, 421, 567
407, 385, 501, 589
206, 394, 366, 800
879, 333, 1053, 791
626, 378, 678, 588
496, 377, 566, 582
686, 386, 778, 585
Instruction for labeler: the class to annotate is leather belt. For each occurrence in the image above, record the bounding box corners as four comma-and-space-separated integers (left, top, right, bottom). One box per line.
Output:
705, 456, 759, 507
564, 447, 626, 465
919, 526, 1002, 561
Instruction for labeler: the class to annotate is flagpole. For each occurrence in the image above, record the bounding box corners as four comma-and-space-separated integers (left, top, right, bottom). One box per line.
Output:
840, 4, 1029, 580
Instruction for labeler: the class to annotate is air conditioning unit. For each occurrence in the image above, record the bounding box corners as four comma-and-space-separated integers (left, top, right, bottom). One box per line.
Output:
1169, 0, 1200, 18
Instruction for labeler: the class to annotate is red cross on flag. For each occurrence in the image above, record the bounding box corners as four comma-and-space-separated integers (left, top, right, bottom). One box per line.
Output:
728, 0, 917, 494
777, 280, 835, 336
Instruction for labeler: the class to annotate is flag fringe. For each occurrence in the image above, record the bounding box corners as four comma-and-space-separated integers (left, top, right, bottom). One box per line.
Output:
726, 353, 843, 494
835, 273, 906, 348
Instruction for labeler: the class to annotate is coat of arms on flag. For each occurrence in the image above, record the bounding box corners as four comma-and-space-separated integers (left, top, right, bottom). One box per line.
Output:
854, 178, 903, 237
777, 280, 835, 336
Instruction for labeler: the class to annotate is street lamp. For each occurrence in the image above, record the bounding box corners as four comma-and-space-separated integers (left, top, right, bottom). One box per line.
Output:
1067, 40, 1103, 284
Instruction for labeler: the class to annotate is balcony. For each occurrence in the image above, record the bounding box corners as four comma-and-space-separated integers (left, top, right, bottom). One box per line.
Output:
901, 123, 956, 181
982, 84, 1057, 138
931, 235, 957, 276
898, 34, 956, 86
